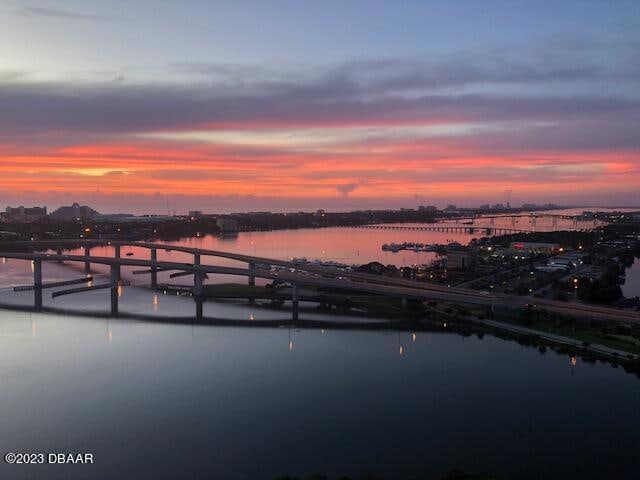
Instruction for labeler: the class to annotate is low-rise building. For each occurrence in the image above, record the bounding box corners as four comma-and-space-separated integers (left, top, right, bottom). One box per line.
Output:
3, 206, 47, 222
510, 242, 561, 254
216, 218, 238, 232
446, 248, 477, 270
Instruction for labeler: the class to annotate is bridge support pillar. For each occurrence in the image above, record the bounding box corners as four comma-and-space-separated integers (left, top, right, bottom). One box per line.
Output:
150, 248, 158, 289
110, 264, 119, 316
84, 246, 91, 273
195, 298, 204, 320
248, 262, 255, 286
113, 244, 121, 281
292, 284, 299, 322
194, 253, 204, 320
33, 259, 42, 311
194, 271, 204, 320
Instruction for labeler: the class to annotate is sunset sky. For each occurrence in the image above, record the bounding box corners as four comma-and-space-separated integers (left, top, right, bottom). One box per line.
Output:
1, 0, 639, 213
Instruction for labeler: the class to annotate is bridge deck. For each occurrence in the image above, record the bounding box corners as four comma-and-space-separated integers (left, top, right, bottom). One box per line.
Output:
0, 240, 638, 324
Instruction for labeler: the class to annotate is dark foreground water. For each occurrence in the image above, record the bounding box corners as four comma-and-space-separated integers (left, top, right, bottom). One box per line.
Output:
1, 311, 639, 480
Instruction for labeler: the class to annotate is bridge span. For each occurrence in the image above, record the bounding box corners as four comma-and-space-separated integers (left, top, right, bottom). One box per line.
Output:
1, 240, 638, 324
357, 224, 557, 234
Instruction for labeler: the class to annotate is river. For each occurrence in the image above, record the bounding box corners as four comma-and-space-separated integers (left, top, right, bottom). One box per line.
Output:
1, 225, 640, 479
1, 309, 639, 480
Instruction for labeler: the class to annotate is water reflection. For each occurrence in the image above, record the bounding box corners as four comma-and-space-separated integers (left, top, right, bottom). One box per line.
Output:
1, 312, 640, 480
105, 319, 113, 343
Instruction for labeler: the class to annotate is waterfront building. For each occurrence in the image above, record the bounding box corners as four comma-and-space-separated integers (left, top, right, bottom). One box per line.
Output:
49, 203, 99, 221
510, 242, 561, 254
216, 218, 238, 232
2, 205, 47, 222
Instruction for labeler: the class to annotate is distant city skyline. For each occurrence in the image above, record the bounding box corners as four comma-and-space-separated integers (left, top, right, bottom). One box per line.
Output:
1, 0, 639, 210
3, 194, 637, 217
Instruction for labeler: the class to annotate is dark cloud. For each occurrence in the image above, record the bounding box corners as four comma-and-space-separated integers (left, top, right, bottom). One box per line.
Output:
0, 46, 639, 155
1, 79, 638, 137
336, 183, 359, 196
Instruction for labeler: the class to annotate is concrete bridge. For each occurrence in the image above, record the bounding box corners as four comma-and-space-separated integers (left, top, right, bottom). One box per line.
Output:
436, 213, 603, 230
1, 240, 638, 325
439, 213, 580, 221
357, 224, 539, 234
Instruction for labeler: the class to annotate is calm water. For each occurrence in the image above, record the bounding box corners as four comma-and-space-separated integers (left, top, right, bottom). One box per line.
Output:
1, 310, 640, 480
2, 224, 640, 479
3, 226, 477, 291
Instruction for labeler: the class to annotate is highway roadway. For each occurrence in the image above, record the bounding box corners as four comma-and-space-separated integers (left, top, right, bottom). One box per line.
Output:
2, 241, 640, 324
